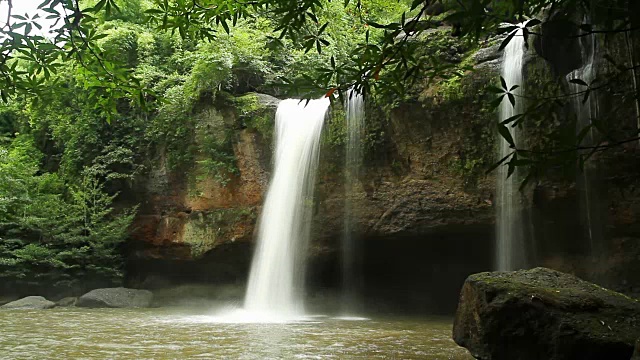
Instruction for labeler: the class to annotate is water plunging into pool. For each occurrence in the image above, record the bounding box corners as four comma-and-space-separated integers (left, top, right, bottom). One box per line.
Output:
567, 20, 603, 254
244, 98, 329, 321
496, 26, 527, 271
342, 89, 365, 312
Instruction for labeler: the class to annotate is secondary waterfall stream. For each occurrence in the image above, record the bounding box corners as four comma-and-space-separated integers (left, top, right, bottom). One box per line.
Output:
342, 89, 365, 312
496, 26, 527, 271
244, 98, 329, 320
567, 19, 602, 253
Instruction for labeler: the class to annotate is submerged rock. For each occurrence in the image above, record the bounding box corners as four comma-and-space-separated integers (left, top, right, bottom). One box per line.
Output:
453, 267, 640, 360
56, 297, 78, 307
77, 288, 153, 308
1, 296, 56, 310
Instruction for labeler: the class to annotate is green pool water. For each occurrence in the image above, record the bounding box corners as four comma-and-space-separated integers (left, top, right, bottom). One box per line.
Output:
0, 307, 472, 359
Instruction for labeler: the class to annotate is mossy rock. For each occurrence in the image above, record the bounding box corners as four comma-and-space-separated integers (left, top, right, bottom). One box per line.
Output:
232, 92, 280, 141
453, 267, 640, 360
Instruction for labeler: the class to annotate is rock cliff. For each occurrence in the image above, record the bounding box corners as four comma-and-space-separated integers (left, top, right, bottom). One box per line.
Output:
125, 26, 640, 311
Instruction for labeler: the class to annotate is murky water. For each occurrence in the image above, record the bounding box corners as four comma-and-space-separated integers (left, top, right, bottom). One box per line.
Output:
0, 308, 471, 359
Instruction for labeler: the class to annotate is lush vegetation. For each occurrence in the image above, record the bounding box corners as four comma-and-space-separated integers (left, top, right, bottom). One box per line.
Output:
0, 0, 638, 291
0, 0, 414, 292
0, 135, 134, 293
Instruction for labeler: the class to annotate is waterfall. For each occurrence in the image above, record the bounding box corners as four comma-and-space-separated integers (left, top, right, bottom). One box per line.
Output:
567, 19, 602, 253
342, 89, 365, 311
496, 26, 527, 271
244, 98, 329, 320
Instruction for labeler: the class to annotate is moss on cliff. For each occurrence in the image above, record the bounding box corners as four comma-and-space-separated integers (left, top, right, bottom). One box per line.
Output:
182, 208, 255, 258
232, 92, 275, 142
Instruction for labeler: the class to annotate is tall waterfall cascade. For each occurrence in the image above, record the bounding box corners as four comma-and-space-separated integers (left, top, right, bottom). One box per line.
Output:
567, 20, 602, 253
342, 89, 365, 311
496, 26, 527, 271
244, 98, 330, 320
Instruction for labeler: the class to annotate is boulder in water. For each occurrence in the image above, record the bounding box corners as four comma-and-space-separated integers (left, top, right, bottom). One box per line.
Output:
1, 296, 56, 310
453, 267, 640, 360
77, 288, 153, 308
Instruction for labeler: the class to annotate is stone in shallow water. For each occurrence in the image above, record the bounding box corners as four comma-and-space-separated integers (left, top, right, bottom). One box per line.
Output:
77, 288, 153, 308
1, 296, 56, 310
452, 267, 640, 360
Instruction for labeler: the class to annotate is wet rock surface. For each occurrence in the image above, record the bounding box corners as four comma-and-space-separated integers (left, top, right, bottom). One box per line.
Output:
453, 267, 640, 360
77, 288, 153, 308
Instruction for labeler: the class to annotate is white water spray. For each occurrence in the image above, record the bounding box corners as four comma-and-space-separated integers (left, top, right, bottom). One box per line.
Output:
342, 89, 365, 311
244, 98, 330, 320
496, 26, 527, 271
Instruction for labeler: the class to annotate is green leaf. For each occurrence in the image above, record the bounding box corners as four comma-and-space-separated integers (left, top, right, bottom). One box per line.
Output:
501, 114, 524, 126
497, 123, 515, 148
318, 22, 328, 34
499, 31, 517, 51
497, 25, 517, 35
582, 89, 591, 104
490, 94, 506, 109
507, 156, 516, 178
486, 151, 514, 174
220, 20, 230, 34
570, 78, 588, 87
524, 19, 541, 28
579, 23, 592, 32
577, 124, 593, 144
519, 172, 534, 191
366, 21, 386, 29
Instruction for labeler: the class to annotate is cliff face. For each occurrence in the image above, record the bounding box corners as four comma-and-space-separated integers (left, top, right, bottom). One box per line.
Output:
127, 84, 497, 283
125, 47, 500, 295
126, 26, 640, 304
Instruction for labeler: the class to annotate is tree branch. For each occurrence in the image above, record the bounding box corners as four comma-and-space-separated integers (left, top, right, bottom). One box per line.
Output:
2, 0, 12, 31
516, 137, 640, 155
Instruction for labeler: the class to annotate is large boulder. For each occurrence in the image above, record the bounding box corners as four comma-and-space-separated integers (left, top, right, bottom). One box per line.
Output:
77, 288, 153, 308
453, 267, 640, 360
1, 296, 56, 310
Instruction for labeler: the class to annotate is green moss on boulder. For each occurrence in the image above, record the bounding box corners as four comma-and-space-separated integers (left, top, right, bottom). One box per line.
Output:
453, 267, 640, 360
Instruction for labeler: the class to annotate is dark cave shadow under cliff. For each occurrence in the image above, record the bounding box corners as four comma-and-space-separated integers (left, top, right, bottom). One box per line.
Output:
307, 224, 494, 316
126, 225, 493, 316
